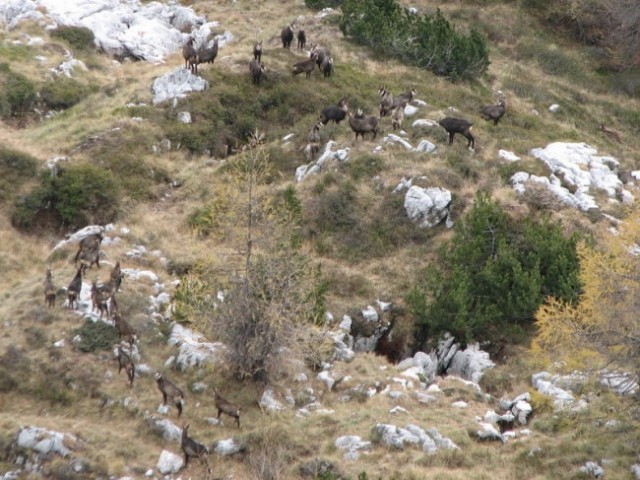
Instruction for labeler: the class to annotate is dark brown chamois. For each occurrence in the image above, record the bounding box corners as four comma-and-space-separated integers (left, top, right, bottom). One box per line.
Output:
348, 109, 380, 141
320, 97, 348, 125
91, 279, 110, 320
292, 58, 316, 78
392, 88, 417, 110
438, 117, 475, 149
74, 232, 102, 270
321, 56, 333, 78
214, 388, 241, 428
181, 424, 209, 468
182, 37, 197, 73
307, 119, 323, 158
297, 29, 306, 50
115, 345, 135, 387
479, 99, 506, 126
67, 266, 83, 310
155, 373, 185, 417
310, 44, 330, 71
281, 23, 295, 48
253, 40, 263, 61
113, 307, 136, 346
44, 269, 57, 308
391, 105, 404, 131
249, 58, 266, 86
378, 86, 394, 117
110, 260, 123, 293
194, 37, 218, 74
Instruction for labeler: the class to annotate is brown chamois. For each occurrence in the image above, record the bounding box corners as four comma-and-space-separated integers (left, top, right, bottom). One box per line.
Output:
292, 58, 316, 78
91, 279, 110, 320
438, 117, 475, 149
392, 88, 417, 110
115, 345, 135, 387
44, 269, 57, 308
378, 86, 394, 117
479, 99, 506, 126
194, 37, 218, 74
249, 58, 266, 86
320, 97, 349, 125
214, 388, 241, 428
113, 309, 136, 346
310, 44, 330, 71
155, 373, 185, 417
599, 123, 623, 143
321, 56, 333, 78
110, 261, 123, 294
348, 109, 380, 141
74, 232, 102, 270
67, 266, 83, 310
253, 40, 263, 61
182, 37, 197, 73
181, 424, 209, 468
307, 119, 323, 158
391, 105, 404, 131
297, 29, 306, 50
281, 23, 295, 48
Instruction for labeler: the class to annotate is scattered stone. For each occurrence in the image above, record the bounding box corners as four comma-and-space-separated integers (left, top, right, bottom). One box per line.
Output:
452, 401, 468, 408
260, 388, 286, 412
404, 186, 453, 229
212, 438, 244, 455
156, 450, 183, 474
335, 435, 371, 460
579, 461, 604, 478
470, 423, 506, 443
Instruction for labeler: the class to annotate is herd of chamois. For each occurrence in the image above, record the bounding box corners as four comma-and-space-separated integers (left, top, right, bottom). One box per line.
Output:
180, 19, 507, 154
43, 231, 241, 473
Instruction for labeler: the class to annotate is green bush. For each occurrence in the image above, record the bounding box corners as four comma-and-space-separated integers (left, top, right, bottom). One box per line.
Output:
407, 193, 582, 349
12, 163, 120, 231
72, 319, 119, 353
50, 25, 95, 51
305, 0, 344, 9
41, 77, 92, 110
0, 146, 38, 201
0, 63, 37, 119
339, 1, 489, 80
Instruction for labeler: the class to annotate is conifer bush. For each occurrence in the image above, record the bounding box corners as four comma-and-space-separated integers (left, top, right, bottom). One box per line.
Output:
0, 63, 37, 119
50, 25, 95, 51
40, 77, 93, 110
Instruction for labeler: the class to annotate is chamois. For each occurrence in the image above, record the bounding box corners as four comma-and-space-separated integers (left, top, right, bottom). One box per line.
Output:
74, 232, 102, 269
115, 345, 135, 387
182, 37, 197, 73
391, 105, 404, 131
348, 109, 380, 141
214, 388, 241, 428
438, 117, 475, 149
110, 261, 123, 293
378, 86, 394, 117
253, 40, 263, 61
44, 269, 56, 308
297, 29, 306, 50
392, 88, 417, 110
321, 56, 333, 78
194, 37, 219, 74
479, 99, 506, 126
181, 424, 208, 468
67, 266, 83, 310
599, 123, 623, 143
310, 44, 330, 71
292, 58, 316, 78
113, 310, 136, 346
77, 247, 100, 273
155, 373, 185, 417
91, 279, 110, 320
281, 24, 295, 48
307, 119, 323, 158
249, 58, 266, 86
320, 97, 348, 125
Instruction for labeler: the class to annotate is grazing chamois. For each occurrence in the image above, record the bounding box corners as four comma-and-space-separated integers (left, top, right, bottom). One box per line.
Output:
253, 40, 263, 62
599, 123, 623, 143
479, 99, 506, 126
214, 388, 241, 428
44, 269, 56, 308
391, 105, 404, 131
181, 424, 209, 468
155, 373, 185, 417
438, 117, 475, 149
297, 29, 306, 50
321, 56, 333, 78
74, 232, 102, 270
348, 109, 380, 140
281, 23, 295, 48
194, 37, 219, 74
249, 58, 266, 86
292, 58, 316, 78
67, 266, 83, 310
182, 37, 197, 73
115, 345, 135, 387
307, 119, 323, 158
320, 97, 349, 125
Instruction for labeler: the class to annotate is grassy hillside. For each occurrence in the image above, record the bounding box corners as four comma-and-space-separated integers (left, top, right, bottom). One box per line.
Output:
0, 0, 638, 479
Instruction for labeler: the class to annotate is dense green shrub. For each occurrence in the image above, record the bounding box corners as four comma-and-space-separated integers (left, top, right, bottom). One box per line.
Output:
72, 319, 119, 352
407, 193, 582, 349
305, 0, 344, 9
0, 147, 38, 201
40, 77, 93, 110
50, 25, 95, 51
0, 63, 37, 119
12, 163, 120, 231
339, 1, 489, 80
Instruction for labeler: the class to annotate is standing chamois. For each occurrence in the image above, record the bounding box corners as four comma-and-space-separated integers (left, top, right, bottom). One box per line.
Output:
182, 37, 197, 73
67, 266, 83, 310
307, 119, 323, 159
249, 58, 266, 86
320, 97, 349, 125
253, 40, 263, 62
281, 23, 295, 48
348, 109, 380, 141
439, 117, 475, 149
74, 232, 102, 271
155, 373, 185, 417
115, 345, 135, 387
181, 424, 209, 469
479, 98, 506, 126
194, 36, 219, 74
214, 388, 241, 428
297, 29, 306, 50
44, 269, 57, 308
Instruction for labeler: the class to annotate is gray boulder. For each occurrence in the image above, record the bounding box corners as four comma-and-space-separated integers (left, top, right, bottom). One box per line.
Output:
579, 461, 604, 478
334, 435, 371, 460
212, 438, 244, 455
404, 186, 452, 229
156, 450, 183, 474
447, 343, 495, 383
152, 68, 209, 105
16, 426, 78, 457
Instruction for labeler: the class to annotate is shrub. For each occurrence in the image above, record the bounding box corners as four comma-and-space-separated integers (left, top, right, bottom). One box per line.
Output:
0, 146, 38, 201
12, 163, 121, 232
0, 63, 37, 119
40, 77, 93, 110
50, 25, 95, 51
72, 319, 119, 353
339, 1, 489, 80
305, 0, 344, 9
407, 193, 582, 349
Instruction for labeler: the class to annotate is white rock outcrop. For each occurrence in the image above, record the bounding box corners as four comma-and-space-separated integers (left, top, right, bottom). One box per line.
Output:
152, 68, 209, 105
404, 186, 452, 228
156, 450, 183, 474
